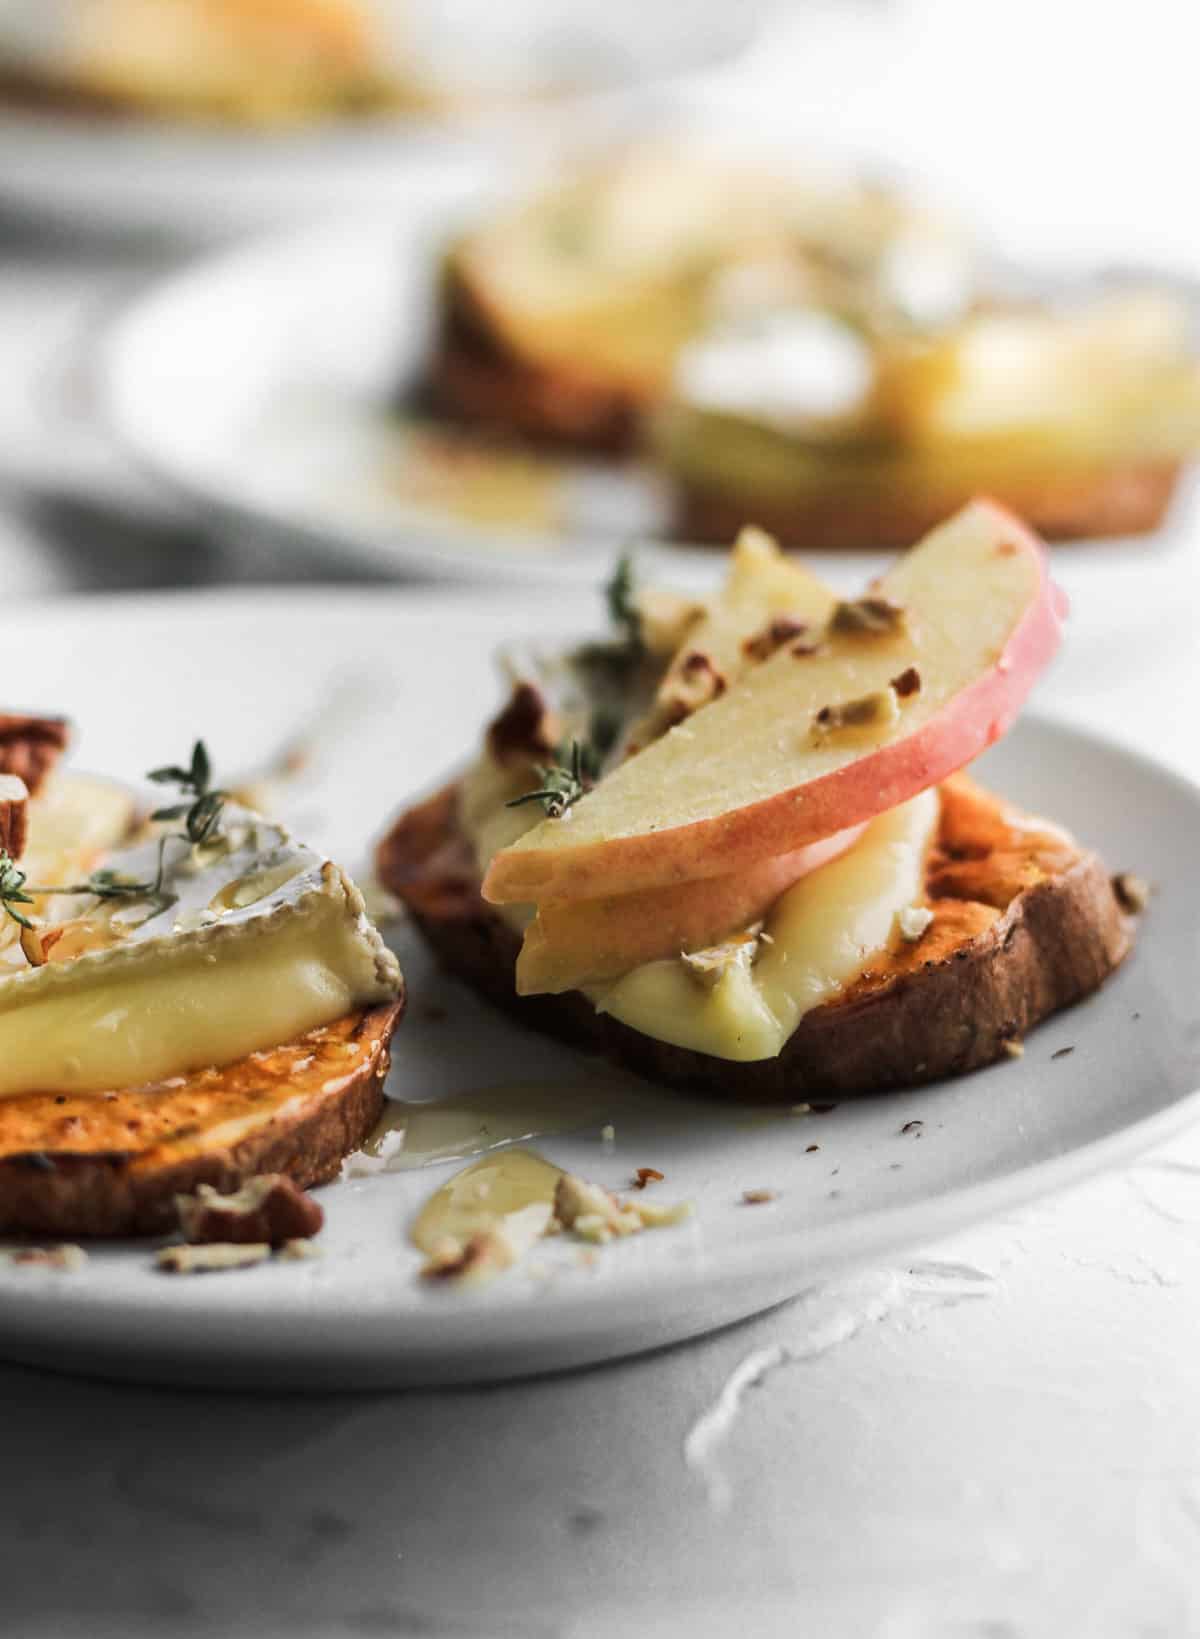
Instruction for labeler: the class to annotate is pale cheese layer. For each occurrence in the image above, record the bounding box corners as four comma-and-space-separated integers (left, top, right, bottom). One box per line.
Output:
0, 803, 400, 1097
587, 791, 937, 1061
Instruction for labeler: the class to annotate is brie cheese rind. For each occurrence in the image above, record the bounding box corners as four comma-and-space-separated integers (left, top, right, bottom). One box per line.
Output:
0, 803, 401, 1098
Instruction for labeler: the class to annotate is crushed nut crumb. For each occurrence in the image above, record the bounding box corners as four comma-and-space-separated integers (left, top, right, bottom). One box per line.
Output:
890, 666, 921, 699
157, 1243, 271, 1274
280, 1238, 321, 1261
555, 1172, 691, 1243
830, 598, 906, 637
175, 1175, 323, 1247
633, 1167, 665, 1189
3, 1243, 87, 1271
742, 1188, 777, 1205
681, 925, 761, 988
812, 689, 900, 741
630, 1198, 692, 1229
897, 904, 934, 943
742, 616, 810, 664
1112, 872, 1150, 914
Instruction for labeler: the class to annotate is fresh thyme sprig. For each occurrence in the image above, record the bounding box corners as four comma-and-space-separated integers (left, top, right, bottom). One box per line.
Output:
506, 738, 599, 820
1, 835, 174, 928
0, 851, 35, 929
605, 552, 642, 649
0, 739, 225, 944
147, 740, 228, 845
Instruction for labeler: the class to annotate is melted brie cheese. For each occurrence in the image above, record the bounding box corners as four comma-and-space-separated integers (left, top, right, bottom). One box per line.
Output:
462, 733, 939, 1062
587, 790, 938, 1062
0, 804, 400, 1097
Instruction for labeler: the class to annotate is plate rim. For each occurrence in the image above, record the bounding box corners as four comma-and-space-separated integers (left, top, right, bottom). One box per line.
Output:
1, 582, 1197, 1372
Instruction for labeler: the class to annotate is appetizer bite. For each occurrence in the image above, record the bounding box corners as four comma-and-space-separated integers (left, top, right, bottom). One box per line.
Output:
430, 142, 1200, 544
379, 501, 1134, 1099
0, 726, 403, 1235
0, 0, 411, 124
665, 288, 1200, 548
431, 142, 965, 454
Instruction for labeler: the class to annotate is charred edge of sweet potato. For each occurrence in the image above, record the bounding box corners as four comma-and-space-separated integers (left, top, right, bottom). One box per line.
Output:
0, 999, 403, 1237
426, 270, 645, 454
674, 462, 1183, 552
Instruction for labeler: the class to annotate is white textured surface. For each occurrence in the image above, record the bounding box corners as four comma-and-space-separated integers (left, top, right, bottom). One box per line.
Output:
3, 8, 1200, 1632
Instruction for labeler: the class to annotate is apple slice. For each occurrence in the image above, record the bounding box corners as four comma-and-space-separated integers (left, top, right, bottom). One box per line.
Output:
484, 500, 1064, 905
515, 822, 863, 995
623, 525, 838, 752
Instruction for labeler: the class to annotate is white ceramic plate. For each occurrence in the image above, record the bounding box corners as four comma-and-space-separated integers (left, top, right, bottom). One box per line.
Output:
0, 108, 500, 239
0, 586, 1197, 1390
96, 219, 1200, 646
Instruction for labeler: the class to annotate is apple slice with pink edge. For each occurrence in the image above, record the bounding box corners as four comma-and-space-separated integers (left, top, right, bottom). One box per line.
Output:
483, 499, 1066, 906
515, 821, 864, 996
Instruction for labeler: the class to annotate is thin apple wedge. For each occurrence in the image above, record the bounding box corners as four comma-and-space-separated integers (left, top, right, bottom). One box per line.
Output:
515, 823, 863, 995
483, 500, 1065, 905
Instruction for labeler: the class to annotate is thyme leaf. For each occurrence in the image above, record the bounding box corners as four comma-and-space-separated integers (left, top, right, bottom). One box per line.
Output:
506, 738, 597, 820
0, 851, 35, 929
605, 552, 641, 649
148, 740, 227, 844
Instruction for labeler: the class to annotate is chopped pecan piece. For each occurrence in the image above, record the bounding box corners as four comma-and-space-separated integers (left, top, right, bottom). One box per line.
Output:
0, 774, 28, 860
4, 1243, 87, 1270
812, 689, 900, 740
174, 1174, 324, 1247
0, 714, 69, 797
1112, 872, 1150, 914
829, 598, 906, 638
157, 1243, 271, 1274
890, 666, 922, 700
742, 616, 810, 664
554, 1171, 692, 1243
486, 682, 560, 767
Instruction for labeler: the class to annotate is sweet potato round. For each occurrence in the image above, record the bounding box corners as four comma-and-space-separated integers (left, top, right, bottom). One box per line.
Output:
0, 998, 404, 1236
378, 781, 1131, 1102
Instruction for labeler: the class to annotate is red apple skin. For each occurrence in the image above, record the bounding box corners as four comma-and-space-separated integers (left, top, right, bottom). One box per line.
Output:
483, 500, 1065, 906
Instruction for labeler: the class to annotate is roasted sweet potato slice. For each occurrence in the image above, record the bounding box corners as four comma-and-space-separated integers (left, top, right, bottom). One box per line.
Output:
378, 776, 1131, 1102
0, 999, 404, 1236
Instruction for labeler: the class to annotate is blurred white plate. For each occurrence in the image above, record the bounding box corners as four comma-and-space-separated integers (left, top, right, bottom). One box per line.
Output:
0, 586, 1197, 1389
96, 217, 1200, 672
0, 3, 757, 238
0, 106, 500, 239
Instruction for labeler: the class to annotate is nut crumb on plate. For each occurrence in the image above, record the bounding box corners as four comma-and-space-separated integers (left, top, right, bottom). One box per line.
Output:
3, 1243, 87, 1271
157, 1242, 272, 1274
175, 1174, 324, 1247
1112, 872, 1150, 913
